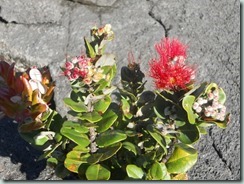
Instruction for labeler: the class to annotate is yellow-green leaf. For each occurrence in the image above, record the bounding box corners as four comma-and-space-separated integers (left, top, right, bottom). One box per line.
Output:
166, 143, 198, 174
63, 98, 87, 113
86, 164, 111, 180
182, 95, 197, 124
96, 109, 118, 133
126, 164, 144, 179
149, 162, 167, 180
96, 130, 127, 147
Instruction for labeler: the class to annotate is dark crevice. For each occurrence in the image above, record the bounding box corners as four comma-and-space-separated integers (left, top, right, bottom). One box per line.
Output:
0, 16, 9, 24
0, 19, 57, 27
148, 10, 172, 37
67, 0, 118, 8
211, 142, 232, 172
209, 128, 232, 173
0, 15, 58, 27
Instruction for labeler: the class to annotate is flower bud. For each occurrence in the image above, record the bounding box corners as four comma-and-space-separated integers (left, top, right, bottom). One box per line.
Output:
193, 102, 199, 110
196, 106, 202, 113
208, 92, 214, 100
65, 61, 74, 70
204, 110, 211, 117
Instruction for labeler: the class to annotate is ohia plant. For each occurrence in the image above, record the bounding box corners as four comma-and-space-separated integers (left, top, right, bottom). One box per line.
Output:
0, 24, 230, 180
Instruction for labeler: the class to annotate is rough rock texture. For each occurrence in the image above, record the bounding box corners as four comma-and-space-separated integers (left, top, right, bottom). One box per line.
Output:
0, 0, 240, 180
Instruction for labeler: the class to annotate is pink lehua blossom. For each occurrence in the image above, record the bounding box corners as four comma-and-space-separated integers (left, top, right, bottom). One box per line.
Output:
197, 97, 207, 105
205, 106, 213, 113
204, 110, 211, 117
65, 61, 74, 70
221, 106, 226, 113
211, 110, 217, 118
70, 72, 79, 80
193, 102, 199, 110
219, 116, 225, 121
208, 92, 214, 100
195, 106, 202, 113
63, 70, 71, 76
79, 70, 87, 78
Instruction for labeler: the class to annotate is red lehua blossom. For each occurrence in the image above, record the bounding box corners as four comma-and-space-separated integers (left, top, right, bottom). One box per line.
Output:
149, 38, 195, 91
155, 38, 187, 65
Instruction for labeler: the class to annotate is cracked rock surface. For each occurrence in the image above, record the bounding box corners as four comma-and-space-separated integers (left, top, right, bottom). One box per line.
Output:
0, 0, 240, 180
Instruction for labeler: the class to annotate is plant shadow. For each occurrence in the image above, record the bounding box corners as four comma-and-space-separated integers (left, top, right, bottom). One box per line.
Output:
0, 117, 46, 180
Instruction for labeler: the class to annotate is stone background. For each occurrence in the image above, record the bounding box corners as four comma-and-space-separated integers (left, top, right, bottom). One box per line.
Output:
0, 0, 240, 180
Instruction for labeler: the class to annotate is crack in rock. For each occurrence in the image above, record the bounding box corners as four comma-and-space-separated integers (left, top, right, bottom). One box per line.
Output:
67, 0, 118, 8
209, 128, 233, 173
0, 16, 58, 27
0, 16, 9, 24
148, 4, 172, 37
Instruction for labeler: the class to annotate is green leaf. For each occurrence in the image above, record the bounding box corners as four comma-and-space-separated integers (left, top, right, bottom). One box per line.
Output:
87, 143, 122, 164
215, 121, 228, 128
166, 143, 198, 174
102, 86, 116, 95
137, 91, 155, 106
96, 130, 127, 147
47, 157, 58, 167
61, 125, 90, 147
172, 173, 188, 180
218, 87, 226, 104
101, 65, 117, 83
64, 146, 90, 173
175, 120, 185, 127
63, 98, 87, 113
62, 121, 89, 133
121, 98, 133, 119
182, 95, 197, 124
156, 90, 178, 105
178, 122, 200, 144
205, 83, 218, 94
45, 110, 59, 130
96, 109, 118, 133
94, 79, 109, 94
95, 54, 116, 67
84, 37, 96, 58
147, 125, 167, 153
184, 82, 207, 98
123, 142, 138, 156
149, 162, 167, 180
41, 108, 53, 121
55, 163, 70, 179
126, 164, 144, 179
86, 164, 111, 180
37, 142, 62, 161
33, 131, 55, 146
94, 96, 111, 114
118, 88, 137, 102
79, 111, 102, 123
197, 126, 207, 134
153, 107, 164, 119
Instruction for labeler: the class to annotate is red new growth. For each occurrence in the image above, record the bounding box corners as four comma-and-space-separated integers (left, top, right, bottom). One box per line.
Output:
149, 38, 195, 91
